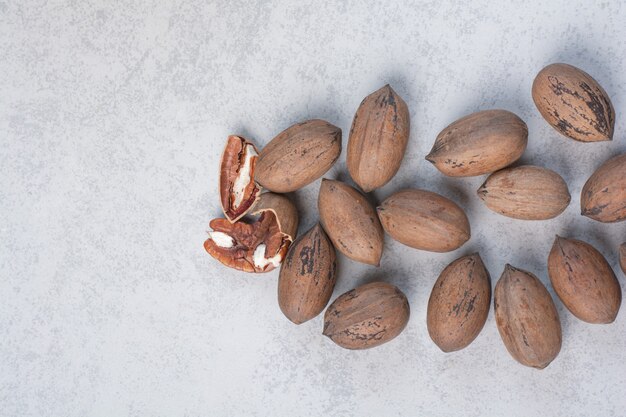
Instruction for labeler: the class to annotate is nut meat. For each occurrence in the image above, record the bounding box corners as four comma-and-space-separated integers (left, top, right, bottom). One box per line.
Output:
494, 265, 562, 369
347, 84, 410, 192
377, 189, 470, 252
620, 243, 626, 275
532, 63, 614, 142
255, 119, 341, 193
548, 236, 621, 323
580, 152, 626, 223
204, 210, 292, 273
426, 109, 528, 177
477, 165, 570, 220
278, 223, 337, 324
323, 282, 410, 350
318, 179, 384, 266
427, 253, 491, 352
220, 135, 261, 222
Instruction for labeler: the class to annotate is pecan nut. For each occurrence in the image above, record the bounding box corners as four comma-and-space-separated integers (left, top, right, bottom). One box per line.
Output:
220, 135, 262, 223
204, 211, 291, 273
251, 192, 298, 240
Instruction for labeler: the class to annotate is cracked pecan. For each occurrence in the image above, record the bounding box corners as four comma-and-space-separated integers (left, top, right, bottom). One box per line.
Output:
220, 135, 261, 223
205, 211, 291, 273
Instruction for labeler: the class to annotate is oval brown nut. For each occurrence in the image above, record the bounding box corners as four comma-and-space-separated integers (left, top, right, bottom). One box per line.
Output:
620, 243, 626, 275
581, 152, 626, 223
532, 63, 614, 142
347, 84, 410, 192
255, 119, 341, 193
220, 135, 261, 222
323, 282, 410, 350
548, 236, 621, 324
204, 210, 291, 273
278, 223, 337, 324
377, 189, 470, 252
426, 109, 528, 177
318, 179, 384, 266
251, 192, 298, 240
494, 265, 561, 369
427, 253, 491, 352
477, 165, 571, 220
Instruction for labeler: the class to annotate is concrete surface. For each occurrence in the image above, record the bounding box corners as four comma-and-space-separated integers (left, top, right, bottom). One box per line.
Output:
1, 1, 626, 416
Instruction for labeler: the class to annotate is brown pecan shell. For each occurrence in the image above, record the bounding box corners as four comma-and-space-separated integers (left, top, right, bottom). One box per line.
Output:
219, 135, 261, 223
204, 211, 290, 273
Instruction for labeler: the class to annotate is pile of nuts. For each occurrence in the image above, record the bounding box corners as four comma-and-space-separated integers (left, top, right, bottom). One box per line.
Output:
205, 63, 626, 369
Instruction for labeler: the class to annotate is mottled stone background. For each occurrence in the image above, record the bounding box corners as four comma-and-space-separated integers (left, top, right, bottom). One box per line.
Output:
1, 1, 625, 416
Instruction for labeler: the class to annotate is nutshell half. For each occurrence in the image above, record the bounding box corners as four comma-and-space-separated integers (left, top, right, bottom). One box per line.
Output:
220, 135, 262, 223
205, 193, 298, 273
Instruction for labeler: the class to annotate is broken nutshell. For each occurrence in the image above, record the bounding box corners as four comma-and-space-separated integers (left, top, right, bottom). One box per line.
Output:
204, 211, 291, 273
220, 135, 262, 223
205, 193, 298, 273
251, 192, 299, 239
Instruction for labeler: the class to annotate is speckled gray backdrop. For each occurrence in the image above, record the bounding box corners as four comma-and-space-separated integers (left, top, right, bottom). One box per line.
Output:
1, 1, 626, 416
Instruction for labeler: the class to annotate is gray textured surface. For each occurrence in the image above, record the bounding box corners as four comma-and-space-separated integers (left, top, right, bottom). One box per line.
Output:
1, 1, 626, 416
